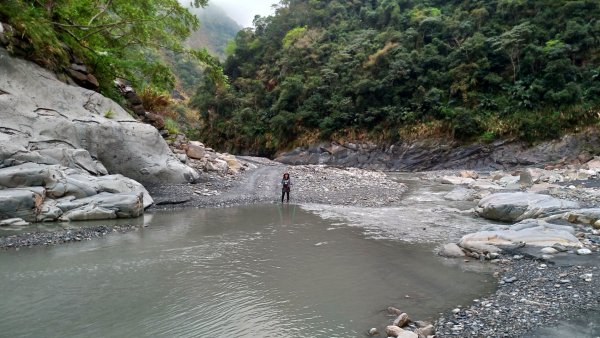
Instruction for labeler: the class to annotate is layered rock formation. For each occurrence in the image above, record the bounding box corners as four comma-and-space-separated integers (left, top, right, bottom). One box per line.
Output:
0, 163, 150, 222
0, 46, 202, 223
0, 47, 199, 185
276, 130, 600, 171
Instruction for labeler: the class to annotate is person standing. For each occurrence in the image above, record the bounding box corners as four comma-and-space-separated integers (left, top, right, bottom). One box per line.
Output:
281, 172, 292, 203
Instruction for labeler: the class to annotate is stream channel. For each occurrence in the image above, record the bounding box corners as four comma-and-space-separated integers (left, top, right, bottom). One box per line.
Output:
0, 175, 499, 337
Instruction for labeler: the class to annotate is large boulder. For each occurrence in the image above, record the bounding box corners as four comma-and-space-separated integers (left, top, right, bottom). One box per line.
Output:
58, 192, 143, 221
0, 47, 198, 184
0, 163, 152, 222
564, 208, 600, 226
476, 192, 579, 222
0, 189, 39, 222
459, 221, 582, 250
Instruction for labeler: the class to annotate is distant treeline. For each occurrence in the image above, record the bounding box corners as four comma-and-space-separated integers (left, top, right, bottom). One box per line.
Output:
192, 0, 600, 155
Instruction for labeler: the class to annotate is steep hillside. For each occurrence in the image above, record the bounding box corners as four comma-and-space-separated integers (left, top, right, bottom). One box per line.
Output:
191, 0, 600, 155
187, 5, 241, 59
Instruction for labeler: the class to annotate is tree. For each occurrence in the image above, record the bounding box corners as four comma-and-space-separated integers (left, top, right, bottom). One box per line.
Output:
0, 0, 224, 93
490, 22, 533, 82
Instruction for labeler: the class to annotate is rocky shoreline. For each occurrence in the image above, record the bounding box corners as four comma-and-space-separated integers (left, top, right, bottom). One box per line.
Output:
2, 156, 599, 337
0, 224, 141, 249
435, 258, 599, 337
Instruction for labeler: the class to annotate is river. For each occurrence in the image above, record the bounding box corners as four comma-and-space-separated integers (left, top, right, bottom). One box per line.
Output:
0, 201, 495, 337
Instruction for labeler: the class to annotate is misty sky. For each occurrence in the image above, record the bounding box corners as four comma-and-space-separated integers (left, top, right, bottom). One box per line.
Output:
207, 0, 278, 27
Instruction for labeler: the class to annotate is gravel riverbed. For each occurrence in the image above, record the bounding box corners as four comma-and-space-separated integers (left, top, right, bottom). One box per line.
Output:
436, 257, 599, 337
0, 224, 140, 249
2, 157, 599, 337
147, 157, 408, 209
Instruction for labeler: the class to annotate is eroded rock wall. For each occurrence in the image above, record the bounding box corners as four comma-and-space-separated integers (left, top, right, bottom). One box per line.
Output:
276, 130, 600, 171
0, 47, 199, 185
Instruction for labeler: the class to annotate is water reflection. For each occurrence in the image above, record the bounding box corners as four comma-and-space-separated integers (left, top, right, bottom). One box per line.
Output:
0, 205, 494, 337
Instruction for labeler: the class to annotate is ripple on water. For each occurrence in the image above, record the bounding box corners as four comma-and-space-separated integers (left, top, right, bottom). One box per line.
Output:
0, 205, 495, 338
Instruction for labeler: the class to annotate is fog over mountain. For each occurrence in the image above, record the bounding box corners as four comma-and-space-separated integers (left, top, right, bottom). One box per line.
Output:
205, 0, 276, 27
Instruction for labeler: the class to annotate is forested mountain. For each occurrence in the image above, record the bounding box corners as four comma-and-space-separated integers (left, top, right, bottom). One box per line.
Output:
192, 0, 600, 155
187, 5, 241, 59
163, 4, 240, 97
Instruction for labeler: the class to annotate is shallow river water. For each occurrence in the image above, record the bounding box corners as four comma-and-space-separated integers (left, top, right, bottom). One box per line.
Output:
0, 202, 496, 338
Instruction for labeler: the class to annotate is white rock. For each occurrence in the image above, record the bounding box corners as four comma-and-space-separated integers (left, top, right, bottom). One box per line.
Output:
441, 176, 475, 185
439, 243, 466, 257
0, 217, 29, 226
541, 247, 559, 254
459, 224, 582, 249
576, 248, 592, 255
476, 192, 579, 222
469, 180, 504, 190
444, 188, 476, 201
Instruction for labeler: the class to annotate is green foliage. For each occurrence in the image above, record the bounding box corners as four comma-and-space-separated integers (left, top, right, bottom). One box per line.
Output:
190, 0, 600, 154
282, 26, 307, 48
164, 118, 180, 135
0, 0, 225, 97
104, 109, 115, 119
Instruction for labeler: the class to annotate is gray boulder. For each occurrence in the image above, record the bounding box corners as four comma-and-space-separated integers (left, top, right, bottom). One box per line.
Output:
0, 163, 152, 222
0, 188, 39, 222
459, 223, 582, 250
476, 192, 579, 222
0, 47, 198, 184
59, 192, 143, 221
564, 208, 600, 226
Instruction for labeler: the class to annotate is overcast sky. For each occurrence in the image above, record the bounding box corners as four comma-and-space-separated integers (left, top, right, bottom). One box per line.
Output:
206, 0, 278, 27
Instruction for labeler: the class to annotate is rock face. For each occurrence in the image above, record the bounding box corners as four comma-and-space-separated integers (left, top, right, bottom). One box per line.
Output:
0, 163, 151, 222
275, 129, 600, 170
0, 47, 199, 185
476, 192, 579, 222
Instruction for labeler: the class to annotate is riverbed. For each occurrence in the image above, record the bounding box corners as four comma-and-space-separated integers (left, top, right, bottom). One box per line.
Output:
0, 205, 495, 337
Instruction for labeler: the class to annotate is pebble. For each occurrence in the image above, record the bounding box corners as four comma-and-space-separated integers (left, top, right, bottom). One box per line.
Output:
435, 259, 600, 337
367, 327, 378, 336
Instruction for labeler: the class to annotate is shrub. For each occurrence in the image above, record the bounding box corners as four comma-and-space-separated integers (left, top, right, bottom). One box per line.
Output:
164, 118, 180, 135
